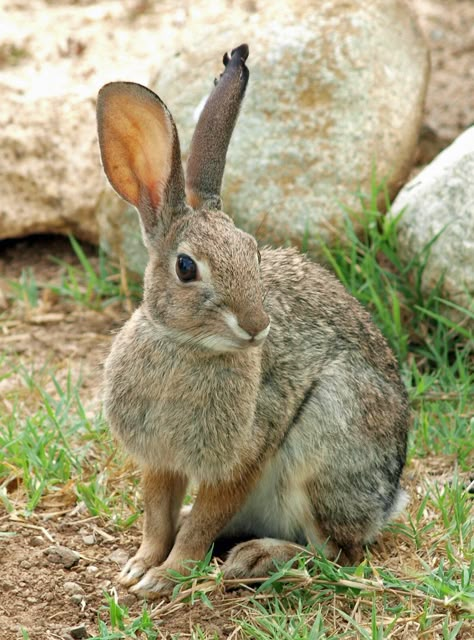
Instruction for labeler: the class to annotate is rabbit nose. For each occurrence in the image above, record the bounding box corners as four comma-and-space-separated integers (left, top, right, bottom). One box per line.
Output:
238, 309, 270, 339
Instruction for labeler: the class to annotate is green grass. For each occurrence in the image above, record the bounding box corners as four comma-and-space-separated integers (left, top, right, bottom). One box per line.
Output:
0, 364, 139, 526
5, 235, 141, 314
0, 184, 472, 638
49, 236, 141, 310
91, 597, 158, 640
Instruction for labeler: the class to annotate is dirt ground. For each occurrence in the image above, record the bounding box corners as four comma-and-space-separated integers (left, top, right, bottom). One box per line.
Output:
1, 1, 474, 639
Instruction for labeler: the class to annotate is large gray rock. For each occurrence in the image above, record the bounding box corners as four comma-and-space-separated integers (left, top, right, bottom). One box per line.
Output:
390, 126, 474, 320
98, 0, 429, 269
0, 94, 100, 243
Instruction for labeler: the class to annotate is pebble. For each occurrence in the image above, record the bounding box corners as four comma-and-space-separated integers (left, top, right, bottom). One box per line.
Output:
45, 545, 80, 569
68, 624, 89, 639
107, 549, 128, 566
119, 594, 137, 608
85, 565, 99, 575
0, 580, 14, 592
79, 527, 96, 546
63, 581, 85, 596
30, 535, 44, 547
20, 560, 32, 569
98, 579, 112, 590
71, 593, 86, 605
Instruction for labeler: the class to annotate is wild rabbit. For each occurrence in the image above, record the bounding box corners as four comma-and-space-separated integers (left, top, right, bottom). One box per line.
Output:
97, 44, 409, 597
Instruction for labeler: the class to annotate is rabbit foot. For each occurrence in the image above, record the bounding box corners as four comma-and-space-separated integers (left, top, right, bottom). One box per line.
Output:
222, 538, 303, 579
119, 556, 156, 587
129, 566, 176, 598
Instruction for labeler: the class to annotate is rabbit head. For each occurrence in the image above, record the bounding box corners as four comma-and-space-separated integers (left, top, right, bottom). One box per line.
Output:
97, 45, 270, 353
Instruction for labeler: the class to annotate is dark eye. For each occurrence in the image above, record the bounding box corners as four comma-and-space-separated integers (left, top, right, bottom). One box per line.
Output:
176, 254, 198, 282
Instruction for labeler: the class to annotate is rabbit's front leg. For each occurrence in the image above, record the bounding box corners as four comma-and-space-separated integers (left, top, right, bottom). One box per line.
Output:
131, 471, 256, 596
119, 467, 187, 586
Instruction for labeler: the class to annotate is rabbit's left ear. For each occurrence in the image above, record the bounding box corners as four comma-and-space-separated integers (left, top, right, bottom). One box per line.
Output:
97, 82, 188, 238
186, 44, 249, 211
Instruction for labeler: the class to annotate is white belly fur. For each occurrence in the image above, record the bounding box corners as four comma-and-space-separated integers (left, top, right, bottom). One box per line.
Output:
220, 449, 320, 545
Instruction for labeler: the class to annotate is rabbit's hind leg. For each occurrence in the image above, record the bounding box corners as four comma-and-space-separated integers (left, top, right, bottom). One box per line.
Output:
221, 534, 360, 580
222, 538, 306, 578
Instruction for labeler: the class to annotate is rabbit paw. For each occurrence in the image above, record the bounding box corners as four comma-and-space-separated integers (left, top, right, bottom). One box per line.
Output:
129, 566, 176, 598
222, 538, 301, 579
222, 539, 278, 578
119, 555, 154, 587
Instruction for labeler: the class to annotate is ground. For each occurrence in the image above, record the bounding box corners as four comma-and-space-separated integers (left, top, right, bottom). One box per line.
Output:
1, 1, 473, 639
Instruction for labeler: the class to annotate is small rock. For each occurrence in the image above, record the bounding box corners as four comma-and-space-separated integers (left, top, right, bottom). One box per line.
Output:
63, 581, 85, 596
119, 594, 137, 608
107, 549, 129, 566
98, 579, 112, 590
26, 596, 38, 604
79, 527, 96, 546
45, 545, 80, 569
30, 535, 44, 547
71, 593, 86, 605
68, 624, 89, 639
0, 580, 14, 592
20, 560, 32, 569
85, 565, 99, 575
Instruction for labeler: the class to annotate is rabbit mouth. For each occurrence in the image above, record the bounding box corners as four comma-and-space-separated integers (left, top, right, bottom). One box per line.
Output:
197, 333, 265, 352
145, 314, 268, 353
188, 327, 269, 353
195, 315, 270, 352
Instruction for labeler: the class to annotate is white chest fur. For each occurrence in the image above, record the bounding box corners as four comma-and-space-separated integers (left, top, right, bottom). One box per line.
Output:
103, 312, 262, 483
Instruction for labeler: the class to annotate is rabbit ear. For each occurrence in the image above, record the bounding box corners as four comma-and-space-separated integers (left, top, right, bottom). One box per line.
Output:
97, 82, 187, 238
186, 44, 250, 211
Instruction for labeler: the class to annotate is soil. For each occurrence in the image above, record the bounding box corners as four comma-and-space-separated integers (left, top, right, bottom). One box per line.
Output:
1, 1, 473, 639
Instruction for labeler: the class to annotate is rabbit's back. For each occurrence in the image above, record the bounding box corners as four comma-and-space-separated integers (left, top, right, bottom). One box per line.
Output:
251, 247, 409, 545
258, 245, 408, 462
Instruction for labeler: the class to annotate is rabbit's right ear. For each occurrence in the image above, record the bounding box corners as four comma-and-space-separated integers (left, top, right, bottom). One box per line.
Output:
97, 82, 187, 239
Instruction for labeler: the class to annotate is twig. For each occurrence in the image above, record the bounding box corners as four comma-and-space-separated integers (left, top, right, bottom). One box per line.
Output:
8, 518, 55, 542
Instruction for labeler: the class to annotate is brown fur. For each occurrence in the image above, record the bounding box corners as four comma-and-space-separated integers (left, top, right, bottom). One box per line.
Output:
120, 468, 187, 586
96, 46, 409, 597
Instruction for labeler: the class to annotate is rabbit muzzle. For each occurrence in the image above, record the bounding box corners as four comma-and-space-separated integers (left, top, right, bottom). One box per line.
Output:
222, 309, 270, 349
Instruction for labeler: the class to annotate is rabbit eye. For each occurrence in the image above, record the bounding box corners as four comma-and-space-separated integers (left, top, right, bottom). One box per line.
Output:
176, 254, 198, 282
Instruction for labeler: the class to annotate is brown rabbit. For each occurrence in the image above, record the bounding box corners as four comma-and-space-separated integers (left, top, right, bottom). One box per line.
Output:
97, 44, 409, 597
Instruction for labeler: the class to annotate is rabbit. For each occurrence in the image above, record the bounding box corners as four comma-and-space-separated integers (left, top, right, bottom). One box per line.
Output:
96, 43, 409, 597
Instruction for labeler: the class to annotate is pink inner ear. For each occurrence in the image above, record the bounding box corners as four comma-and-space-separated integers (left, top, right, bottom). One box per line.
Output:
148, 178, 167, 210
98, 84, 174, 211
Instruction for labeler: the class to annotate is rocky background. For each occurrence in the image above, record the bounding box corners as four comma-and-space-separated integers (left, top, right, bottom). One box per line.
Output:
1, 0, 473, 310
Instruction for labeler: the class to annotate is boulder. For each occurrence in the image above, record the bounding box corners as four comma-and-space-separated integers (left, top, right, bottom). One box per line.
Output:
0, 93, 100, 243
98, 0, 429, 270
0, 0, 180, 247
390, 126, 474, 321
